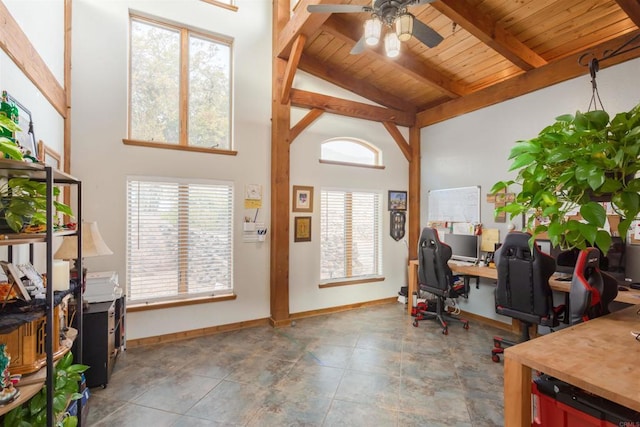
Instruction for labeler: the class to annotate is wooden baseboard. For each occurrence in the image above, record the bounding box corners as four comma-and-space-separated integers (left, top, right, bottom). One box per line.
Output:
127, 297, 398, 347
456, 309, 512, 332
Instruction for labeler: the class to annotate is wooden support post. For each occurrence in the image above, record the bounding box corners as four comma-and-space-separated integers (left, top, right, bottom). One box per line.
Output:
408, 125, 420, 260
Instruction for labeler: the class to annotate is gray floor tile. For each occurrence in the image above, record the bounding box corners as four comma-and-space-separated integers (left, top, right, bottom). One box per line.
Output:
88, 303, 508, 426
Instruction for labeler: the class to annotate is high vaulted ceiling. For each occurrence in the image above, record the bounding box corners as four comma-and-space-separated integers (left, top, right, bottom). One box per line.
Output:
277, 0, 640, 128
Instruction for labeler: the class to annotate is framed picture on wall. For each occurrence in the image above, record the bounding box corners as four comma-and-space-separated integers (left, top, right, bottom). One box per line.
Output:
388, 190, 407, 211
292, 185, 314, 212
294, 216, 311, 242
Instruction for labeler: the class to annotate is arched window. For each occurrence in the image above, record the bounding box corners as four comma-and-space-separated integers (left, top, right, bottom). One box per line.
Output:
320, 138, 382, 168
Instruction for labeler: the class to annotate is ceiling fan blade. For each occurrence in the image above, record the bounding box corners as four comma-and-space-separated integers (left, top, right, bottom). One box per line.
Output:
350, 36, 366, 55
412, 17, 444, 48
307, 4, 368, 13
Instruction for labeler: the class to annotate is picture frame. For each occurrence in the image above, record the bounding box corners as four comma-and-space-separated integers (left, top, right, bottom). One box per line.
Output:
37, 140, 62, 169
294, 216, 312, 242
0, 261, 31, 302
292, 185, 314, 213
388, 190, 407, 211
4, 92, 36, 158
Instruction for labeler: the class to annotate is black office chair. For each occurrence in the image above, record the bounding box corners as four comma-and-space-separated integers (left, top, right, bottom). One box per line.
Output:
412, 227, 469, 335
569, 247, 618, 324
491, 232, 560, 362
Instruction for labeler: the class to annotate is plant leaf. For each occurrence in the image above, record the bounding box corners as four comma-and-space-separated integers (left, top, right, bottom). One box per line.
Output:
580, 202, 606, 227
595, 230, 612, 255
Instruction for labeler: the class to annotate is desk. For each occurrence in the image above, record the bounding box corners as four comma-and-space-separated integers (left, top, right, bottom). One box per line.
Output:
504, 304, 640, 426
406, 260, 640, 315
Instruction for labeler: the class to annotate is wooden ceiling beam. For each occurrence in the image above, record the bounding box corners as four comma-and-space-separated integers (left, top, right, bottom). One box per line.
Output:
322, 16, 468, 98
0, 1, 66, 117
291, 88, 415, 127
382, 121, 411, 162
281, 34, 306, 104
431, 0, 547, 71
290, 108, 324, 143
276, 0, 338, 59
616, 0, 640, 27
299, 54, 416, 113
416, 30, 640, 128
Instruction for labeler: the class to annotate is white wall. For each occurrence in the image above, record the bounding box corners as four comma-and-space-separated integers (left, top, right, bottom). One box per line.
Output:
421, 57, 640, 322
71, 0, 273, 339
1, 0, 65, 267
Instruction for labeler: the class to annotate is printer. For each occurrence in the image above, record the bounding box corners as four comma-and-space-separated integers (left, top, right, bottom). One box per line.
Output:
84, 271, 122, 303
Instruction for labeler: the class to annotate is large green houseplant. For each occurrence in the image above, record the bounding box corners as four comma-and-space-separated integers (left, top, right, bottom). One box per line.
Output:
491, 101, 640, 254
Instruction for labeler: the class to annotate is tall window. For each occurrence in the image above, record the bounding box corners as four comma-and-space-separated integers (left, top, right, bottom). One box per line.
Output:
129, 16, 232, 150
320, 190, 382, 281
126, 177, 234, 303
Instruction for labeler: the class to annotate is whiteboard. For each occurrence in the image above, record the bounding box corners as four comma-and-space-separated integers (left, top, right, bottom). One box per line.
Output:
428, 186, 480, 223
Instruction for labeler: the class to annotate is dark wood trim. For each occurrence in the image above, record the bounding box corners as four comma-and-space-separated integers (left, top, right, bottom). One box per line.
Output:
615, 0, 640, 26
281, 34, 306, 104
289, 297, 397, 319
416, 30, 640, 128
127, 294, 237, 312
290, 107, 324, 142
382, 121, 411, 162
291, 89, 415, 127
123, 138, 238, 155
0, 1, 67, 118
407, 125, 420, 261
318, 276, 385, 288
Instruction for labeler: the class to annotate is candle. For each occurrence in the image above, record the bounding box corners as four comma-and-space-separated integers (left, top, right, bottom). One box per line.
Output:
52, 260, 70, 291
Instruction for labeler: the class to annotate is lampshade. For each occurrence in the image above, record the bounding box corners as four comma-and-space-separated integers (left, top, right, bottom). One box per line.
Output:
395, 14, 413, 42
384, 31, 400, 58
54, 221, 113, 260
364, 17, 382, 46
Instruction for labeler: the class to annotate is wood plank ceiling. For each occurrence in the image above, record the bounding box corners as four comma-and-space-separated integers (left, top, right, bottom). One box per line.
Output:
280, 0, 640, 128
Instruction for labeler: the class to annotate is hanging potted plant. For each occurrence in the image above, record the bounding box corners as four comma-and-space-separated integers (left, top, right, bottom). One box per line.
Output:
491, 101, 640, 254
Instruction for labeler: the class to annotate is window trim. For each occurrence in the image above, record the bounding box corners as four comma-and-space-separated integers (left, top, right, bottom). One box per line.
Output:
123, 138, 238, 156
200, 0, 238, 12
318, 276, 385, 288
128, 14, 235, 151
126, 176, 234, 304
320, 137, 383, 167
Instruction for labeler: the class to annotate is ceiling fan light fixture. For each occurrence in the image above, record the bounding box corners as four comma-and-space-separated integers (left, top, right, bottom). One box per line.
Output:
364, 17, 382, 46
396, 14, 413, 42
384, 31, 400, 58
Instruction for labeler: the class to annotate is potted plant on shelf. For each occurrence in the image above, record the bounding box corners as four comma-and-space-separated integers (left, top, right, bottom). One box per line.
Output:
491, 101, 640, 254
0, 177, 74, 233
0, 113, 24, 161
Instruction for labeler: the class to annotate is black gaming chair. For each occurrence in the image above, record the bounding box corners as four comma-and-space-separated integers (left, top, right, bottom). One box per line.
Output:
412, 227, 469, 335
569, 247, 618, 324
491, 232, 560, 362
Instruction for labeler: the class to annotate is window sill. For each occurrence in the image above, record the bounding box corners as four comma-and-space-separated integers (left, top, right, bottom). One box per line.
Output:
127, 294, 237, 312
123, 139, 238, 156
319, 276, 385, 288
319, 159, 385, 170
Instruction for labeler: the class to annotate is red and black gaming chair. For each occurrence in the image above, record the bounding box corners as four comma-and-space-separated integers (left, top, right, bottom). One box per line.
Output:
491, 232, 561, 362
569, 247, 618, 324
412, 227, 469, 335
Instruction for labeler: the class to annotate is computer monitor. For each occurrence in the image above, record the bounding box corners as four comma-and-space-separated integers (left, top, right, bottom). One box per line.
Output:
442, 233, 479, 262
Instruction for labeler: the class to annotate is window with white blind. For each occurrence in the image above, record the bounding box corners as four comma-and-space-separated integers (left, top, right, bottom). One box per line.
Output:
126, 177, 233, 303
320, 189, 382, 282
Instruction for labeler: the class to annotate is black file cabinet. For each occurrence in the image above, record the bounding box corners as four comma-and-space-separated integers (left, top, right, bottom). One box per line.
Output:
74, 296, 125, 388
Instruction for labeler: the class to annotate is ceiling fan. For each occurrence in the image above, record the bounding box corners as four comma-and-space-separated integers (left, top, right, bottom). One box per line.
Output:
307, 0, 443, 57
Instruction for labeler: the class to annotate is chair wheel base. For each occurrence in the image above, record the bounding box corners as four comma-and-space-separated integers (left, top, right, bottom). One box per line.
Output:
492, 354, 500, 363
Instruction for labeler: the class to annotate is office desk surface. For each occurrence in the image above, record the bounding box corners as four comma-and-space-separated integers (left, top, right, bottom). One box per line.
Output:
406, 260, 640, 315
504, 304, 640, 426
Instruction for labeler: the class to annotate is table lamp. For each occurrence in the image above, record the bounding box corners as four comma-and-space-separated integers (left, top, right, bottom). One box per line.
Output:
54, 221, 113, 289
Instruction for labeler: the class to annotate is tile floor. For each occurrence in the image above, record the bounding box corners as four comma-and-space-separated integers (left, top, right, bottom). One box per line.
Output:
86, 303, 512, 426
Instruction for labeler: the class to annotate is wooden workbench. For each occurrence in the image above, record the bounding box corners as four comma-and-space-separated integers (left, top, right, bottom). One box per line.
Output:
504, 304, 640, 425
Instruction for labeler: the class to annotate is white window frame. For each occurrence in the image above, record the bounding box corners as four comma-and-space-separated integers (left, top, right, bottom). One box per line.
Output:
320, 137, 384, 169
319, 188, 383, 284
126, 176, 234, 304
